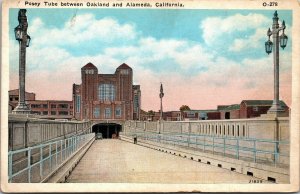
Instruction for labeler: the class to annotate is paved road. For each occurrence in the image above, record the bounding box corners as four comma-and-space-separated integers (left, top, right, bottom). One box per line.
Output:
67, 139, 266, 183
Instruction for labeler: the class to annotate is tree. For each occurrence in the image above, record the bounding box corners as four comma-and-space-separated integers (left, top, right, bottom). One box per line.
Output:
180, 105, 191, 112
179, 105, 191, 121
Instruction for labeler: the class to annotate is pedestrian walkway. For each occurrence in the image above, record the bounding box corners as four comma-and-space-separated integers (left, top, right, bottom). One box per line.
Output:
66, 139, 268, 183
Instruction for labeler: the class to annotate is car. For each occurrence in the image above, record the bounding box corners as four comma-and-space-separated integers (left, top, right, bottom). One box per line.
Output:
95, 133, 103, 140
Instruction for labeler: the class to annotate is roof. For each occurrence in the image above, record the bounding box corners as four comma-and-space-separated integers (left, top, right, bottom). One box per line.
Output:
184, 109, 218, 113
217, 105, 229, 111
241, 100, 287, 107
117, 63, 132, 69
220, 104, 240, 111
81, 62, 97, 69
9, 89, 35, 95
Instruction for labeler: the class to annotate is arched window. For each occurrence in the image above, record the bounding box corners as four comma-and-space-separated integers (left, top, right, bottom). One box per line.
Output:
243, 125, 245, 137
237, 125, 240, 136
232, 125, 235, 136
99, 84, 115, 101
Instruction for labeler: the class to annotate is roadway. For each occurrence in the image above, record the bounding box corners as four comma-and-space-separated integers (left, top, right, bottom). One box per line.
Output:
66, 139, 267, 183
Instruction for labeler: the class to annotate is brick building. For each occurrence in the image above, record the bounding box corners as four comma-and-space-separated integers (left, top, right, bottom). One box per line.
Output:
73, 62, 139, 121
239, 100, 289, 118
181, 100, 289, 120
9, 89, 73, 119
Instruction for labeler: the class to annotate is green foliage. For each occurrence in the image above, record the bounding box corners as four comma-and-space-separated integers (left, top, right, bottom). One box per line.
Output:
180, 105, 191, 112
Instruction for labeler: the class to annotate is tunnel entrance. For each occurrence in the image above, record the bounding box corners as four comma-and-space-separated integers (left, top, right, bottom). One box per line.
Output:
92, 123, 122, 139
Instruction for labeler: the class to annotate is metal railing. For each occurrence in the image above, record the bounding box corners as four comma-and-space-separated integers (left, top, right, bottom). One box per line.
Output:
125, 131, 289, 166
8, 133, 94, 183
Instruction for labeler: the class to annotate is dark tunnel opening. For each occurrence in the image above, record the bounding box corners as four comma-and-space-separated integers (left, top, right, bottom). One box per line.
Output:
92, 123, 122, 139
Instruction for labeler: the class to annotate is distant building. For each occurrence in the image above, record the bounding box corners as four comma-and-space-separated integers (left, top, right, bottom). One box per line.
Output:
219, 104, 240, 119
239, 100, 289, 118
72, 62, 139, 121
182, 100, 289, 121
9, 89, 35, 103
8, 89, 73, 119
140, 110, 181, 121
133, 85, 141, 120
163, 111, 181, 121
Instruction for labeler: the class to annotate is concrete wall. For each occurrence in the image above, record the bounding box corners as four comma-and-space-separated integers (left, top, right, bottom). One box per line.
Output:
8, 114, 92, 152
123, 116, 290, 164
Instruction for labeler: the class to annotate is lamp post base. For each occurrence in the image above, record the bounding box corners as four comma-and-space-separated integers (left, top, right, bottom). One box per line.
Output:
12, 103, 31, 114
267, 102, 286, 117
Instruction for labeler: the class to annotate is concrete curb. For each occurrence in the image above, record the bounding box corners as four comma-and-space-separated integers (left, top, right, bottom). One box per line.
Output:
42, 136, 95, 183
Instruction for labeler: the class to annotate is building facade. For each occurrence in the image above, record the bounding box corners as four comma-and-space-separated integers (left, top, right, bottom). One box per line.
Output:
8, 89, 73, 119
73, 62, 139, 121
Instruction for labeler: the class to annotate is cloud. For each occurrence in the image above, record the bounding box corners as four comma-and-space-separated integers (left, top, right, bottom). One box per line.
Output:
28, 14, 137, 47
201, 13, 269, 47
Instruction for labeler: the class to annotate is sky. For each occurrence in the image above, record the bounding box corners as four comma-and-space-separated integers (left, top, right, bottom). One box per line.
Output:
9, 8, 292, 111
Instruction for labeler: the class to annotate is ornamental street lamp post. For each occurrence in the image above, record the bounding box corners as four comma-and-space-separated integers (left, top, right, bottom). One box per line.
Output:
265, 11, 288, 115
13, 9, 31, 114
159, 83, 164, 134
159, 83, 164, 121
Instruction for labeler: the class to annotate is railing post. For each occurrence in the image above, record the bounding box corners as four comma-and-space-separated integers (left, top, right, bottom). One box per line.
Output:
274, 141, 279, 165
40, 146, 43, 179
55, 141, 58, 167
49, 144, 52, 171
253, 140, 256, 163
64, 139, 67, 160
223, 137, 226, 156
60, 140, 63, 163
203, 136, 206, 152
8, 152, 12, 183
212, 137, 215, 154
236, 139, 239, 160
28, 149, 31, 183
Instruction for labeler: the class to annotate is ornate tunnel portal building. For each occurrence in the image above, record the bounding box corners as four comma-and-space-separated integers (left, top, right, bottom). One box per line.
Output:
92, 123, 122, 139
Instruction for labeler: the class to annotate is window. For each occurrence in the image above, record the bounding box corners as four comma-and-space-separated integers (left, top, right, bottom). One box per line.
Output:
94, 107, 100, 119
58, 104, 68, 109
43, 111, 48, 115
32, 111, 40, 115
51, 104, 56, 108
105, 108, 111, 118
51, 111, 56, 115
43, 104, 48, 109
187, 112, 195, 117
58, 111, 68, 115
9, 97, 13, 101
120, 69, 129, 75
31, 104, 42, 108
85, 69, 94, 74
15, 97, 19, 101
70, 106, 73, 109
76, 95, 81, 113
115, 107, 122, 117
99, 84, 115, 101
253, 106, 259, 111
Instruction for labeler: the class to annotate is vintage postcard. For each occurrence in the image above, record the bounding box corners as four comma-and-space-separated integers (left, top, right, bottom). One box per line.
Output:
1, 0, 300, 192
